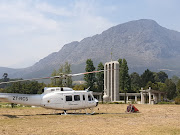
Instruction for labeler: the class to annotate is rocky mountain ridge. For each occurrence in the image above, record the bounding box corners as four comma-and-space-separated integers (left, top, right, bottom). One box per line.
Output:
1, 19, 180, 79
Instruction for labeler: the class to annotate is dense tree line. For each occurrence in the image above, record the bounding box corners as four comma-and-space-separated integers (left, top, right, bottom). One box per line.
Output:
0, 81, 46, 94
129, 69, 178, 99
1, 60, 180, 101
83, 58, 180, 100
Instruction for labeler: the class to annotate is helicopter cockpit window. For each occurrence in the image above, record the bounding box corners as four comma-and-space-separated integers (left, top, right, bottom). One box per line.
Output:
74, 95, 80, 101
88, 95, 92, 101
51, 89, 55, 91
66, 95, 72, 101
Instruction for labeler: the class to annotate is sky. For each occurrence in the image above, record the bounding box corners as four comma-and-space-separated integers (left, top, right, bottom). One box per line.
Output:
0, 0, 180, 68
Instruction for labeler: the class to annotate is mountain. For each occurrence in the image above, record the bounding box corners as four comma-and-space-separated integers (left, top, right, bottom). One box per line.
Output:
1, 19, 180, 79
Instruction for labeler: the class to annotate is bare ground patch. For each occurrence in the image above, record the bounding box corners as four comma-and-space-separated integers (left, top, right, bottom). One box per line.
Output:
0, 104, 180, 135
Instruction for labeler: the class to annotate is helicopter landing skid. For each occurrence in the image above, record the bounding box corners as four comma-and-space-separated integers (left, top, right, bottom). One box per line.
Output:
60, 109, 95, 115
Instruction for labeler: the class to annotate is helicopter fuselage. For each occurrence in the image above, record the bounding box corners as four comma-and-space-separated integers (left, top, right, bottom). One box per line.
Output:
0, 87, 98, 110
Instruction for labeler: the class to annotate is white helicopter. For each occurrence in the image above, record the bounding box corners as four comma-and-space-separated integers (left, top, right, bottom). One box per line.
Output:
0, 71, 102, 115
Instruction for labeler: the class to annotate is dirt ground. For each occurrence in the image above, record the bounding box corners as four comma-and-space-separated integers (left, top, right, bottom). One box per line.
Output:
0, 104, 180, 135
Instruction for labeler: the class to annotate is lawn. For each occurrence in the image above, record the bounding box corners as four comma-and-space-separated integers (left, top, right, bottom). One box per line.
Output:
0, 104, 180, 135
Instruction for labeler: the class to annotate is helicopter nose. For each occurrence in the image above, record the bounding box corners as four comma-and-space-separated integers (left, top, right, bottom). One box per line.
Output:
96, 101, 98, 106
95, 99, 98, 106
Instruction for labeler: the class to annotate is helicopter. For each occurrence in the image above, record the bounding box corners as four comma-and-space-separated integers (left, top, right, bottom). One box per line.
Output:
0, 71, 103, 115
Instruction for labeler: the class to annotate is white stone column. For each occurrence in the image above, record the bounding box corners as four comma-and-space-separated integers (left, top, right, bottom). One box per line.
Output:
110, 63, 113, 101
135, 96, 137, 102
99, 95, 102, 101
141, 92, 144, 104
149, 92, 151, 104
104, 64, 107, 95
158, 93, 161, 102
126, 96, 129, 102
114, 63, 119, 101
152, 94, 155, 104
107, 64, 110, 100
106, 64, 108, 96
154, 94, 158, 104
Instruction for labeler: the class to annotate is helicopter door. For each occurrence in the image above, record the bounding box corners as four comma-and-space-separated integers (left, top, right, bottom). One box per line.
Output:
73, 95, 82, 109
82, 94, 87, 108
63, 94, 82, 110
87, 94, 94, 107
63, 94, 74, 110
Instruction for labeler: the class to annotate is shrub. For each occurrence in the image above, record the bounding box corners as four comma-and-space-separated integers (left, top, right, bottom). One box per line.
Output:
108, 102, 124, 104
175, 96, 180, 104
158, 102, 174, 104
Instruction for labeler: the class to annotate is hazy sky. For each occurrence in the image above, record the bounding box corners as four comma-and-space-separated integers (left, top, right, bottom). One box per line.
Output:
0, 0, 180, 68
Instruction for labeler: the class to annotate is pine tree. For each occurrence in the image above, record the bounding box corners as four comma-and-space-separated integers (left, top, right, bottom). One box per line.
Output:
165, 79, 176, 99
63, 62, 72, 87
51, 62, 72, 87
51, 69, 57, 86
141, 69, 155, 87
96, 62, 104, 92
118, 58, 131, 103
118, 59, 123, 92
130, 72, 141, 92
122, 59, 131, 91
154, 71, 168, 83
57, 65, 63, 87
176, 79, 180, 96
84, 59, 96, 91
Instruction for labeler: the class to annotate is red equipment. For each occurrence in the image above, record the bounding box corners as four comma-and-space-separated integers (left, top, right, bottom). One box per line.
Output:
126, 104, 139, 113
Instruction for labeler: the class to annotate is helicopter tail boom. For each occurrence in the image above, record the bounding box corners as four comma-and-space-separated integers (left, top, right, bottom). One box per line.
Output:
0, 93, 42, 106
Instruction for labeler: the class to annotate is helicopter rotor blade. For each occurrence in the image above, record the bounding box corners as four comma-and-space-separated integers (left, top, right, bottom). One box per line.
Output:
68, 70, 104, 77
0, 76, 57, 85
0, 70, 104, 85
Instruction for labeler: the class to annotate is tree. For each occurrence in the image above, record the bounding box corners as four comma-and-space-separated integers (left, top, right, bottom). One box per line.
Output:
50, 62, 72, 87
3, 73, 9, 82
118, 58, 131, 103
154, 71, 168, 83
57, 65, 64, 86
96, 62, 104, 92
119, 59, 131, 91
130, 72, 141, 92
51, 69, 57, 86
118, 59, 123, 92
141, 69, 154, 87
73, 84, 86, 90
63, 62, 72, 87
176, 79, 180, 96
165, 79, 176, 99
157, 82, 167, 92
171, 75, 179, 85
122, 59, 131, 92
5, 81, 46, 94
84, 59, 96, 91
1, 73, 9, 88
145, 81, 158, 90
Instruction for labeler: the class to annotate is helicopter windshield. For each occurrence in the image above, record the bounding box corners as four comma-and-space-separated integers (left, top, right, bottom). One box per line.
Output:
88, 94, 94, 101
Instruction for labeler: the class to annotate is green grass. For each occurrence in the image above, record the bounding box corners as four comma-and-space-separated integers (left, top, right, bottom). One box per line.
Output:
157, 101, 175, 104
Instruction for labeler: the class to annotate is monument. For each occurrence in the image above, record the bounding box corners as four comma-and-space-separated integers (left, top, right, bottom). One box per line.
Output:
103, 61, 119, 102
